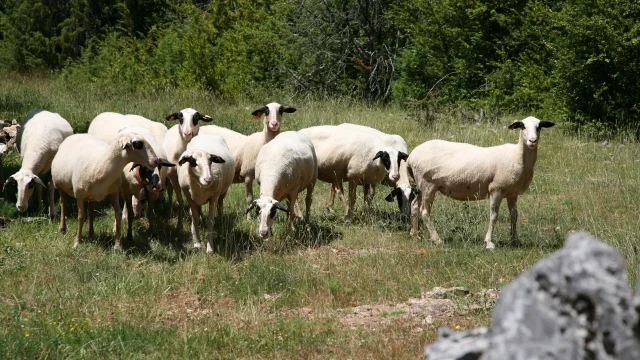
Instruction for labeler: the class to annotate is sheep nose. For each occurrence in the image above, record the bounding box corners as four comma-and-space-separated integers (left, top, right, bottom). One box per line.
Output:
391, 173, 400, 181
203, 177, 212, 185
529, 138, 537, 143
17, 205, 26, 212
184, 131, 192, 139
259, 229, 270, 238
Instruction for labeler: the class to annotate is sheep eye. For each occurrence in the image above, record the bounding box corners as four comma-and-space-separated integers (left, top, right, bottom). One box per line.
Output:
132, 140, 144, 150
264, 108, 270, 116
28, 182, 34, 189
254, 207, 261, 216
269, 207, 277, 218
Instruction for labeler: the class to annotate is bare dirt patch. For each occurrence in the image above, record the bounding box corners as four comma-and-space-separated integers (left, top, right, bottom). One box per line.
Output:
157, 287, 238, 326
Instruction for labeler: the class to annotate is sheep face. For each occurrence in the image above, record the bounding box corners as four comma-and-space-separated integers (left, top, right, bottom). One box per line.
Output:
166, 108, 213, 141
3, 170, 46, 212
119, 134, 159, 170
508, 116, 555, 150
131, 158, 175, 191
178, 150, 226, 186
246, 196, 289, 239
373, 146, 409, 182
251, 102, 296, 132
385, 185, 421, 218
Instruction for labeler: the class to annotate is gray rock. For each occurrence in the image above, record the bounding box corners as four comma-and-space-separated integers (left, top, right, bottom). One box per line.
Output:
425, 232, 640, 360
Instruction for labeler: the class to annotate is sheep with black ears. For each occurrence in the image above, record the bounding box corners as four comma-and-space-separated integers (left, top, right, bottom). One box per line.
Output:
299, 125, 407, 221
161, 108, 214, 230
407, 116, 555, 249
4, 110, 73, 220
177, 134, 234, 252
246, 131, 317, 239
51, 130, 159, 249
203, 103, 296, 220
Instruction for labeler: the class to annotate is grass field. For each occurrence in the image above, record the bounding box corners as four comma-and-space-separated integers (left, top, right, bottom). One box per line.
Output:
1, 75, 639, 359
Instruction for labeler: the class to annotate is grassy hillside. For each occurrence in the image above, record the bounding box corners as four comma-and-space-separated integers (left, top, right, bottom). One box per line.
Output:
1, 76, 639, 358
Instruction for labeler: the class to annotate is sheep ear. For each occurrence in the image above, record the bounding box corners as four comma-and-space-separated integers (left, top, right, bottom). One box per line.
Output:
130, 163, 142, 172
119, 135, 132, 150
373, 151, 384, 161
508, 121, 525, 130
166, 112, 182, 121
274, 201, 289, 213
209, 154, 226, 164
31, 176, 47, 189
282, 106, 296, 114
159, 158, 176, 168
399, 152, 409, 162
3, 176, 16, 192
251, 106, 268, 120
245, 200, 257, 214
539, 121, 555, 128
385, 188, 400, 202
178, 155, 195, 166
201, 114, 213, 122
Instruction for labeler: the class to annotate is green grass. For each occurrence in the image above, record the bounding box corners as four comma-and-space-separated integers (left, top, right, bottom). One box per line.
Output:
1, 74, 639, 358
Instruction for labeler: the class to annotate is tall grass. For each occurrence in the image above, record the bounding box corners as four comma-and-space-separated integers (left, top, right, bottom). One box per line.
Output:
1, 75, 639, 358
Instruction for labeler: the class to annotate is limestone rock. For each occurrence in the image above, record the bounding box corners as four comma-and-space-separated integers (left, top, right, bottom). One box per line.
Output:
425, 232, 640, 360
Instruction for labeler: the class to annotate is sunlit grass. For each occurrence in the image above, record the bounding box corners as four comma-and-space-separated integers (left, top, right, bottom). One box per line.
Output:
1, 75, 639, 358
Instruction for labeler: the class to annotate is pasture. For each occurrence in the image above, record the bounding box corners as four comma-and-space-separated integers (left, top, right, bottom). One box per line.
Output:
1, 76, 639, 359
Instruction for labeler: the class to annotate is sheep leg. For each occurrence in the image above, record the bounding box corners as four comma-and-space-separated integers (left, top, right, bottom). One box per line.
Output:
48, 181, 55, 222
36, 185, 43, 212
305, 184, 314, 222
59, 192, 67, 233
507, 197, 519, 244
363, 184, 374, 209
87, 202, 95, 238
206, 197, 217, 253
484, 192, 503, 249
168, 171, 184, 231
108, 193, 123, 249
217, 193, 225, 218
244, 177, 254, 220
74, 200, 86, 249
124, 194, 134, 243
336, 182, 348, 210
409, 190, 420, 237
326, 184, 336, 212
418, 187, 442, 244
190, 203, 202, 249
288, 192, 299, 231
346, 180, 357, 221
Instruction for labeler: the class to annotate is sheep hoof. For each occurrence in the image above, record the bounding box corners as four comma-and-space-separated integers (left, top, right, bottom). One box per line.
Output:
194, 242, 202, 249
409, 229, 418, 237
485, 242, 496, 250
206, 244, 214, 253
73, 240, 80, 249
326, 207, 334, 213
432, 238, 443, 245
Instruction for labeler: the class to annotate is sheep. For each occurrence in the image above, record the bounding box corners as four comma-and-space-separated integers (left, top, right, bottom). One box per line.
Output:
161, 108, 214, 230
51, 130, 159, 249
246, 131, 317, 239
87, 113, 175, 234
406, 116, 555, 249
3, 110, 73, 220
177, 134, 235, 252
299, 125, 407, 220
199, 103, 296, 220
329, 123, 410, 213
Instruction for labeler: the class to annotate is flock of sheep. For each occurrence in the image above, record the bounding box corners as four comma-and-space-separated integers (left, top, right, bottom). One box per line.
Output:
3, 104, 554, 251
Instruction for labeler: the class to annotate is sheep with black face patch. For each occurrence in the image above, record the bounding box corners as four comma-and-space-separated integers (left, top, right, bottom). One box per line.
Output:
299, 125, 407, 221
51, 129, 159, 249
4, 110, 73, 220
407, 116, 555, 249
161, 108, 214, 230
247, 131, 317, 239
88, 113, 175, 238
177, 134, 234, 253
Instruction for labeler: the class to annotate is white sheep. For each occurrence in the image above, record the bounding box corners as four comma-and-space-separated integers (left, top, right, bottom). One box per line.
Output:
330, 123, 410, 213
161, 108, 214, 230
177, 134, 234, 252
407, 116, 555, 249
88, 113, 175, 235
299, 125, 407, 220
3, 110, 73, 220
51, 130, 159, 248
199, 124, 248, 182
246, 131, 317, 239
202, 103, 296, 220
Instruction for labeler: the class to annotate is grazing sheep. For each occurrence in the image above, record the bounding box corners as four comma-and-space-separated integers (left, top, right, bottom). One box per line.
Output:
161, 108, 213, 230
224, 103, 296, 220
246, 131, 317, 239
4, 110, 73, 220
299, 125, 407, 220
407, 116, 555, 249
329, 123, 410, 212
51, 131, 159, 248
177, 134, 234, 252
88, 113, 175, 235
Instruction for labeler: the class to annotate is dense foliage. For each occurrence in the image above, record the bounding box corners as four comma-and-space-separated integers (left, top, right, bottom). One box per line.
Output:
1, 0, 639, 136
